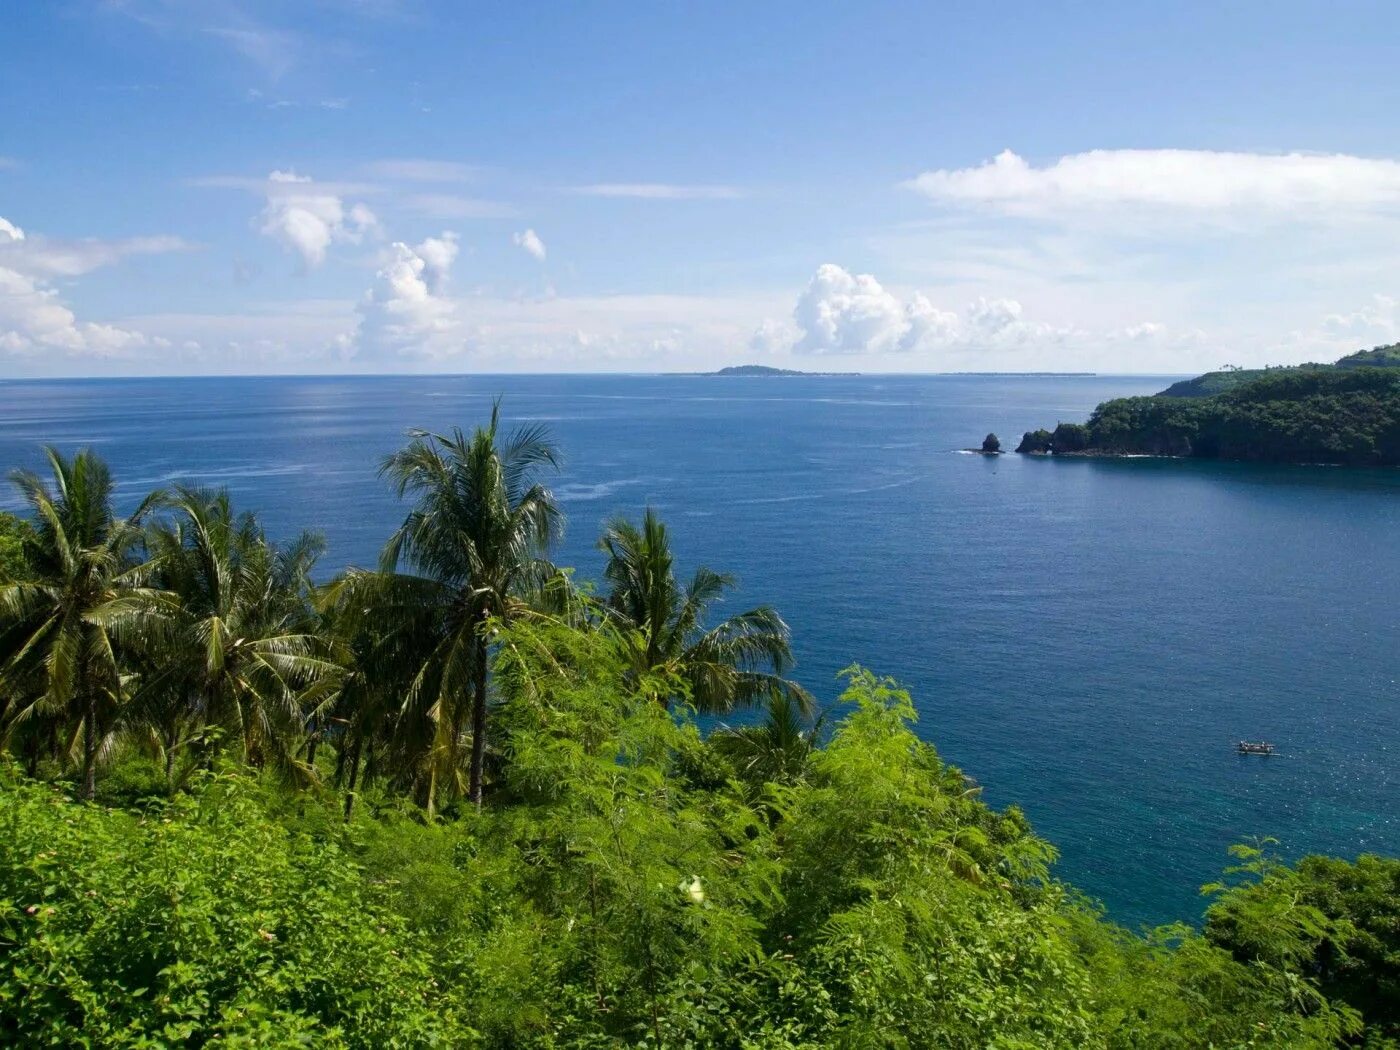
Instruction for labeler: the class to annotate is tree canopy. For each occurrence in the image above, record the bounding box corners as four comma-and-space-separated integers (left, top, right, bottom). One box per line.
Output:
0, 420, 1395, 1046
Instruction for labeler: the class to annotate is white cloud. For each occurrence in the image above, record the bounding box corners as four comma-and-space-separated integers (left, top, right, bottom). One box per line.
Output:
775, 263, 1089, 358
749, 317, 799, 355
192, 173, 381, 196
0, 219, 188, 278
513, 228, 546, 260
107, 3, 306, 81
907, 149, 1400, 220
113, 289, 782, 375
258, 170, 379, 268
1118, 321, 1169, 341
903, 293, 960, 348
0, 265, 155, 358
792, 264, 913, 354
402, 194, 517, 219
343, 233, 464, 359
0, 214, 180, 360
204, 25, 299, 79
0, 157, 16, 171
364, 159, 478, 182
1323, 294, 1397, 342
571, 183, 745, 200
966, 296, 1024, 336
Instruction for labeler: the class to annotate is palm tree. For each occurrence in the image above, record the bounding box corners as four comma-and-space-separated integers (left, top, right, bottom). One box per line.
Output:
314, 606, 398, 820
711, 688, 826, 789
597, 508, 811, 715
133, 487, 337, 781
335, 404, 561, 809
0, 448, 169, 797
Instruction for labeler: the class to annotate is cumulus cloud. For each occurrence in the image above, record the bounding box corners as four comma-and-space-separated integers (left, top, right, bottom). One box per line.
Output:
0, 265, 157, 358
903, 293, 961, 348
1323, 293, 1397, 341
1118, 321, 1168, 341
0, 215, 172, 359
258, 170, 378, 268
749, 317, 799, 355
343, 233, 464, 359
792, 264, 914, 354
571, 183, 745, 200
513, 228, 547, 260
773, 263, 1088, 358
906, 148, 1400, 219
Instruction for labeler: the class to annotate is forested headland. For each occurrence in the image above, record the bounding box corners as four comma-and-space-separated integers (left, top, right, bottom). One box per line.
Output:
1016, 345, 1400, 465
1, 409, 1397, 1047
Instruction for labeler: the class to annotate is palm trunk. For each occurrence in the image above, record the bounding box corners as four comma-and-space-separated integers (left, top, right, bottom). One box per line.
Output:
468, 634, 488, 807
81, 696, 97, 800
343, 740, 361, 822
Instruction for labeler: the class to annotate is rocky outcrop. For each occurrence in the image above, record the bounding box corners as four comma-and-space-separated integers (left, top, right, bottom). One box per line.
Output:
1016, 429, 1053, 454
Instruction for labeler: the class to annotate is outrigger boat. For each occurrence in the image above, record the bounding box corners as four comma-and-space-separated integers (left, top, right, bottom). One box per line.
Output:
1236, 741, 1277, 756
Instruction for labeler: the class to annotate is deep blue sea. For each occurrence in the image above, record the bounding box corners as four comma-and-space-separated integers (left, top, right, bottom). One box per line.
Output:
1, 373, 1396, 928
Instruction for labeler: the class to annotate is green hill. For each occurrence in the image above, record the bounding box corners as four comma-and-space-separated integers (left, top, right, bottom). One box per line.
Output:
1157, 343, 1400, 398
1017, 349, 1400, 465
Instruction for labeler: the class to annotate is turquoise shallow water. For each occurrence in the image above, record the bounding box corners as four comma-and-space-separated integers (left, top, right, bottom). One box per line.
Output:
1, 373, 1396, 928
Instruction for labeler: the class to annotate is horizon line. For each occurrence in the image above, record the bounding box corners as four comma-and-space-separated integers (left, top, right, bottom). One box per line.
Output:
0, 369, 1189, 383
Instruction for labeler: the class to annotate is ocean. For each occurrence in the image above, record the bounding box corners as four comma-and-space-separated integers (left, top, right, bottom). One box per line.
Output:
1, 372, 1396, 928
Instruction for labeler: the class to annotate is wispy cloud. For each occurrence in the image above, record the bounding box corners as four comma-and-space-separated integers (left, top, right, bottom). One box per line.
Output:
571, 183, 746, 200
0, 215, 190, 277
203, 24, 300, 81
102, 0, 363, 83
189, 173, 382, 198
364, 159, 479, 182
191, 171, 516, 225
906, 148, 1400, 221
402, 193, 517, 219
262, 95, 351, 110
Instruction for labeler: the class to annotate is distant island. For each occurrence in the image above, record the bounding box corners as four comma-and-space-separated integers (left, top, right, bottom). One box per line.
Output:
708, 364, 859, 376
705, 366, 1097, 377
1014, 344, 1400, 466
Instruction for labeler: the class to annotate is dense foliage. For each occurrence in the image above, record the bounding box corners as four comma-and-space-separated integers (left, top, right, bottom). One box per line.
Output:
1017, 363, 1400, 465
0, 512, 31, 583
1, 422, 1396, 1046
1155, 343, 1400, 399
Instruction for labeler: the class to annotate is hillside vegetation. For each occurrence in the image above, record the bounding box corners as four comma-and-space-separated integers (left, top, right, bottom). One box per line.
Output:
1156, 344, 1400, 398
1018, 348, 1400, 465
1, 426, 1397, 1046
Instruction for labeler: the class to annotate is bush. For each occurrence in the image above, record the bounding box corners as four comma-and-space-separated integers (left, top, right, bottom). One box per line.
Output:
0, 769, 478, 1046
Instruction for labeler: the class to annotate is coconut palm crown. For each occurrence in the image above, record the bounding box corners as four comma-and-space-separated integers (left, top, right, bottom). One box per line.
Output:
132, 486, 336, 784
0, 448, 170, 797
598, 507, 812, 715
334, 404, 562, 809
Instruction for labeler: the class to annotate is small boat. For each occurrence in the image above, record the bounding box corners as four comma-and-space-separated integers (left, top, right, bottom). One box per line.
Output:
1236, 741, 1277, 756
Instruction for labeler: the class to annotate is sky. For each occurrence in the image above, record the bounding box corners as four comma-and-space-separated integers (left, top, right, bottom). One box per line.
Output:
4, 1, 1400, 377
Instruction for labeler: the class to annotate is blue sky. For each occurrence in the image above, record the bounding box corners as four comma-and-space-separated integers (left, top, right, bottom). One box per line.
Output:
4, 1, 1400, 376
